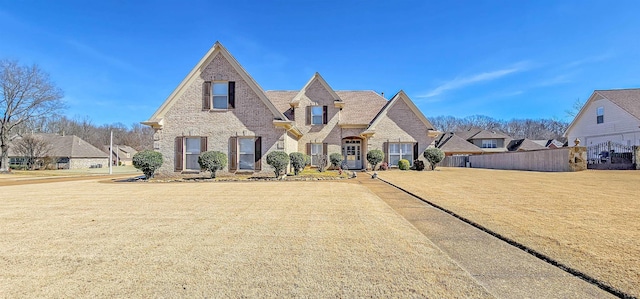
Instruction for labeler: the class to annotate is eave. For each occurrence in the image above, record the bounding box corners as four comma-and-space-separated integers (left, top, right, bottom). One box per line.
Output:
273, 120, 303, 139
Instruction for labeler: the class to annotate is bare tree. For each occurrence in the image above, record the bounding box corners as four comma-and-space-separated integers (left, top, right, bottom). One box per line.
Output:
13, 134, 52, 170
1, 60, 64, 172
565, 98, 585, 118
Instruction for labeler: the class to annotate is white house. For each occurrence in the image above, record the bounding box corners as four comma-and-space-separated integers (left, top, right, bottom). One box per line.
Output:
565, 89, 640, 147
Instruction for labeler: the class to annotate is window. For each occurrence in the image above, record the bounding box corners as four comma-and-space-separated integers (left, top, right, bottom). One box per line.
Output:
389, 143, 413, 166
311, 106, 323, 125
310, 143, 323, 166
481, 139, 497, 148
596, 106, 604, 124
238, 138, 255, 170
306, 105, 327, 125
229, 137, 261, 171
185, 138, 201, 170
202, 81, 235, 110
174, 137, 207, 172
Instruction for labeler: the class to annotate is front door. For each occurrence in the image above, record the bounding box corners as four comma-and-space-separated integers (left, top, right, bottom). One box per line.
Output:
342, 139, 362, 169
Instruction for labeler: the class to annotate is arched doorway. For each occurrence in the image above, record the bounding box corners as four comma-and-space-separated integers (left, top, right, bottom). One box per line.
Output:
342, 137, 362, 169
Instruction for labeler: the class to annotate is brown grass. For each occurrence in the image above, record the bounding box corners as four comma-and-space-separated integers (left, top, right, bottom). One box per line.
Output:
378, 168, 640, 297
0, 179, 490, 298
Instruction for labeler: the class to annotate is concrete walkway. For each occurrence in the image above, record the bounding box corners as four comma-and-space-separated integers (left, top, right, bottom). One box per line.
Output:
354, 176, 614, 299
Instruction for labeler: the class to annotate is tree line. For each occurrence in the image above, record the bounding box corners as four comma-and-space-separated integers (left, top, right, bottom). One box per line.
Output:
429, 115, 569, 141
16, 115, 154, 152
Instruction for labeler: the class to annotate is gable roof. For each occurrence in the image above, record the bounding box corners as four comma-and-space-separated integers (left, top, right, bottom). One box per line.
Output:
364, 90, 436, 135
289, 73, 342, 106
507, 138, 547, 151
9, 134, 107, 158
468, 129, 510, 140
265, 90, 388, 126
142, 41, 287, 129
435, 132, 483, 154
565, 88, 640, 136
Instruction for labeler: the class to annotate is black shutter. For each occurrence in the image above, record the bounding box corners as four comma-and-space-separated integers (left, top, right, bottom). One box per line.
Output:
229, 137, 237, 171
175, 137, 184, 172
322, 106, 328, 124
323, 143, 328, 156
383, 142, 388, 164
306, 106, 311, 125
254, 137, 262, 171
201, 137, 208, 154
413, 143, 419, 161
306, 143, 311, 156
202, 82, 211, 110
228, 81, 235, 108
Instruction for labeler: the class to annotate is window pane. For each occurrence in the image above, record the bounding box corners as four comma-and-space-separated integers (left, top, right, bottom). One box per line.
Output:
213, 83, 228, 95
390, 155, 400, 166
389, 143, 400, 154
239, 138, 254, 154
311, 106, 323, 125
213, 96, 227, 109
238, 138, 255, 170
186, 154, 199, 170
185, 138, 201, 154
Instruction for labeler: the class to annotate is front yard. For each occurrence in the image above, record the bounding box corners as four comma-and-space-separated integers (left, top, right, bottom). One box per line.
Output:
377, 168, 640, 297
0, 178, 489, 297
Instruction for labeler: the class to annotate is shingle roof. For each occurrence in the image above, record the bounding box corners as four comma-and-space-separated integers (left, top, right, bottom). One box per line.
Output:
436, 133, 483, 154
595, 89, 640, 120
265, 90, 388, 125
507, 139, 548, 151
9, 134, 107, 158
469, 130, 510, 140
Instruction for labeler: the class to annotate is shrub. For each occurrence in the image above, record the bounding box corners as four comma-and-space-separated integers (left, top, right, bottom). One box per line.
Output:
329, 153, 343, 169
367, 149, 384, 170
412, 159, 425, 171
316, 154, 328, 172
423, 148, 445, 170
266, 151, 290, 177
289, 152, 308, 175
132, 150, 163, 180
398, 159, 410, 170
198, 151, 227, 178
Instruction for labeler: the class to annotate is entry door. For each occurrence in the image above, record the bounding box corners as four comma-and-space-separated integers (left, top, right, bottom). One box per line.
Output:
343, 140, 362, 169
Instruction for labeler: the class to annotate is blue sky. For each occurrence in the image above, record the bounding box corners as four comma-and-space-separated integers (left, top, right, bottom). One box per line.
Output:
1, 0, 638, 126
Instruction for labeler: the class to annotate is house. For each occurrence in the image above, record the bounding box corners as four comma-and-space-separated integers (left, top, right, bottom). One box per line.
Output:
531, 139, 564, 149
565, 89, 640, 147
435, 128, 547, 156
142, 42, 440, 175
8, 133, 109, 169
103, 145, 138, 166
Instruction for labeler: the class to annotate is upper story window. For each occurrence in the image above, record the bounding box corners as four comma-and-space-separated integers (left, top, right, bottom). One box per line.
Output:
481, 139, 497, 148
203, 81, 235, 110
596, 106, 604, 124
306, 105, 328, 125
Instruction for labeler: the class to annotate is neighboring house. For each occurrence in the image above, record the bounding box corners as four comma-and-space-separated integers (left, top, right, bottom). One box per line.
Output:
103, 145, 138, 166
8, 134, 109, 169
436, 128, 547, 155
507, 139, 547, 151
142, 42, 440, 175
565, 89, 640, 147
531, 139, 564, 149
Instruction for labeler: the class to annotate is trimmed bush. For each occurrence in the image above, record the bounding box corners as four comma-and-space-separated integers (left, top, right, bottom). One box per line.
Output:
289, 152, 308, 175
329, 153, 343, 169
367, 149, 384, 170
266, 151, 290, 177
398, 159, 410, 170
423, 148, 445, 170
412, 159, 425, 171
132, 150, 163, 180
198, 151, 227, 178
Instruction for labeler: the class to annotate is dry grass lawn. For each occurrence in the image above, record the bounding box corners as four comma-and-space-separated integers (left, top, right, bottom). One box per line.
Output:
378, 168, 640, 297
0, 179, 491, 298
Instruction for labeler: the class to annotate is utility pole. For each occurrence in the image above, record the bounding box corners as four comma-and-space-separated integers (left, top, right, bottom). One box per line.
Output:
109, 131, 113, 174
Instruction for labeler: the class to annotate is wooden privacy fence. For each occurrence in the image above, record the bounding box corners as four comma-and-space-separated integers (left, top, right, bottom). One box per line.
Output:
437, 155, 469, 167
468, 147, 587, 172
